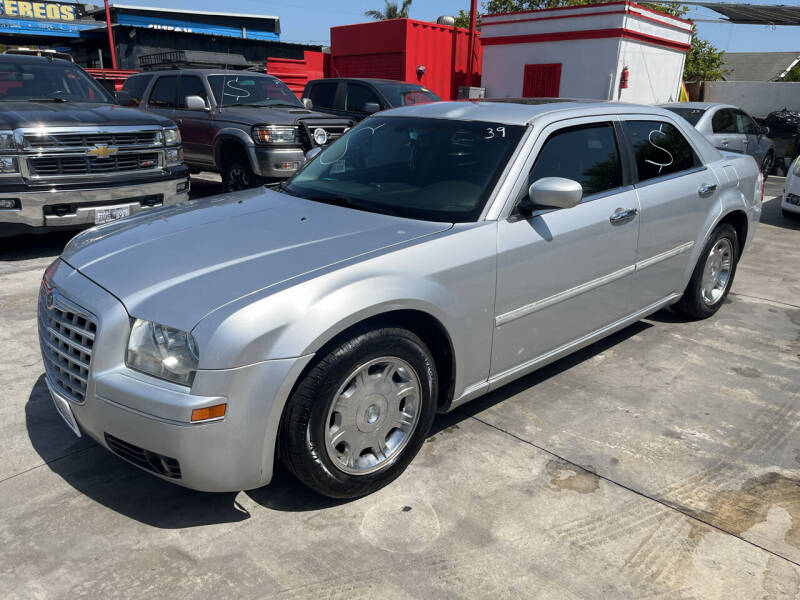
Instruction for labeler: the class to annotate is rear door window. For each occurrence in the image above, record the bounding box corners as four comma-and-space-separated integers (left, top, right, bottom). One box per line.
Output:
529, 122, 623, 197
121, 74, 152, 106
623, 120, 700, 182
308, 82, 338, 109
711, 109, 737, 134
148, 75, 178, 108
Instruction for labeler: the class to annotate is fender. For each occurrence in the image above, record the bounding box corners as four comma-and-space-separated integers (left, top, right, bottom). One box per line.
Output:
213, 128, 257, 171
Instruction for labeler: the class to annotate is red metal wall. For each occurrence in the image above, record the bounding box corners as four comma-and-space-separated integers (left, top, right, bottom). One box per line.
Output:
329, 19, 482, 100
266, 50, 327, 97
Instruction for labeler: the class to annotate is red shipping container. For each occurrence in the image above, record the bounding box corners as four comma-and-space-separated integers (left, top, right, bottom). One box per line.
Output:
330, 18, 482, 101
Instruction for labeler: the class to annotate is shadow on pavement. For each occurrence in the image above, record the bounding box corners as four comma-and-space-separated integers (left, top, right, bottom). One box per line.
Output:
0, 230, 75, 261
760, 193, 800, 230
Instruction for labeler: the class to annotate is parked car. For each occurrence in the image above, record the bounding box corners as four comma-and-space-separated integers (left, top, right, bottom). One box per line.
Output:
302, 78, 441, 122
0, 55, 189, 238
661, 102, 775, 176
40, 101, 762, 498
120, 70, 353, 192
781, 155, 800, 219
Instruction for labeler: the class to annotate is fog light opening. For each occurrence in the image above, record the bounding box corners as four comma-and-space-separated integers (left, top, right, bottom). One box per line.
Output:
191, 403, 227, 422
0, 198, 20, 210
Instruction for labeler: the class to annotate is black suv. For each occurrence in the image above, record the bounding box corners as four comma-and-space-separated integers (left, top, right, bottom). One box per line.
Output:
302, 78, 441, 122
0, 55, 189, 238
122, 70, 353, 192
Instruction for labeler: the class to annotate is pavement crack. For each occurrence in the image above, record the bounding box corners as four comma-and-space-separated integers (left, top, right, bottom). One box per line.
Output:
464, 411, 800, 568
730, 292, 800, 309
0, 443, 97, 486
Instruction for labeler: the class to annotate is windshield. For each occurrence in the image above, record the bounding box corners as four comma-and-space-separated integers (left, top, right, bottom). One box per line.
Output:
283, 116, 525, 222
375, 82, 440, 107
208, 74, 303, 108
0, 61, 114, 103
664, 107, 706, 126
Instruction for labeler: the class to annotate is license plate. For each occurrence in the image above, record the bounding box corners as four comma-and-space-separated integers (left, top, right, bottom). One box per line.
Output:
49, 386, 81, 438
94, 206, 130, 225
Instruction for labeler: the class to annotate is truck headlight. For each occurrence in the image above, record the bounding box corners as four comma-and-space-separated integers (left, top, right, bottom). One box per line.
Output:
0, 131, 16, 152
163, 127, 181, 146
165, 147, 184, 166
0, 157, 18, 175
253, 125, 298, 144
126, 319, 199, 386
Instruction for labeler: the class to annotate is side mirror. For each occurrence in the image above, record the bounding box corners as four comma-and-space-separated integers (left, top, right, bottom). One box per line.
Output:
305, 147, 322, 161
528, 177, 583, 210
363, 102, 380, 115
302, 97, 313, 109
115, 90, 134, 106
184, 95, 208, 111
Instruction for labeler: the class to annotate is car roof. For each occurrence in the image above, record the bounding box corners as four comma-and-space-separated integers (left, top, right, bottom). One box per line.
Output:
308, 78, 424, 85
660, 102, 736, 110
380, 99, 682, 126
139, 69, 279, 78
0, 54, 73, 65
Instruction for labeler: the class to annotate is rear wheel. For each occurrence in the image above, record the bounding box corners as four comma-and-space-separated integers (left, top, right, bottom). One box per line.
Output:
673, 223, 739, 320
280, 327, 437, 499
761, 151, 774, 178
222, 156, 263, 192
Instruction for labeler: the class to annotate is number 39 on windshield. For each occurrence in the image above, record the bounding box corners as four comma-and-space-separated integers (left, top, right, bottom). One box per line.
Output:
484, 126, 506, 139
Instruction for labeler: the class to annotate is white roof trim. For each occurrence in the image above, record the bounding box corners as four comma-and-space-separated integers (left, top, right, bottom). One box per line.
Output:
109, 4, 279, 21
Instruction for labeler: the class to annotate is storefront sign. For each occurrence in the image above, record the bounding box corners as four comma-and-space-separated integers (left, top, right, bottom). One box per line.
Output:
0, 1, 81, 22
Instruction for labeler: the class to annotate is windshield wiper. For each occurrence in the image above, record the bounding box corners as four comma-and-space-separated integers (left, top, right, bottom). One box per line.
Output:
302, 194, 400, 217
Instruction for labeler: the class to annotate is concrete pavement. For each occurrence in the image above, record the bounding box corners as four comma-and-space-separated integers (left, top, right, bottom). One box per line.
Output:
0, 178, 798, 598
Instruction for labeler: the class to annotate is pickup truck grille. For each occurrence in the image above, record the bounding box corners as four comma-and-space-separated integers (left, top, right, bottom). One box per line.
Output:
23, 131, 161, 150
38, 286, 97, 404
29, 152, 160, 177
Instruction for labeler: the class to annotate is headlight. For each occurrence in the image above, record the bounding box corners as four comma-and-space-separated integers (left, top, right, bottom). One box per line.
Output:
165, 147, 184, 166
0, 156, 18, 175
163, 127, 181, 146
126, 319, 199, 386
0, 131, 16, 152
253, 125, 299, 144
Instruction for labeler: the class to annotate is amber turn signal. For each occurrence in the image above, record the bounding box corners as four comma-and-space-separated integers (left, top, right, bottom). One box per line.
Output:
191, 403, 227, 422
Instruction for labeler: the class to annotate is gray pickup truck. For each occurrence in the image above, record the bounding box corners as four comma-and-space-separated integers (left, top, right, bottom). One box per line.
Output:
0, 54, 190, 238
121, 69, 353, 192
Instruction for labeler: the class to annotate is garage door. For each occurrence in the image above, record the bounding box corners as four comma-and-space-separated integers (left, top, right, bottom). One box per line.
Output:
522, 63, 562, 98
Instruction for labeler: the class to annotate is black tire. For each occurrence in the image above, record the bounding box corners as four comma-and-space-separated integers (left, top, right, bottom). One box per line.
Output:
280, 327, 438, 499
761, 151, 774, 178
673, 223, 739, 320
783, 208, 800, 221
222, 156, 263, 192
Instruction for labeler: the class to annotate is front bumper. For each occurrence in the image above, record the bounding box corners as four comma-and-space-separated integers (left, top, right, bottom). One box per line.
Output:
252, 146, 306, 178
41, 258, 312, 492
782, 192, 800, 214
1, 173, 190, 237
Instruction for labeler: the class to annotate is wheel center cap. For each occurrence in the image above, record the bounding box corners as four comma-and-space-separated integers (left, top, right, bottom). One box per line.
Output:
365, 404, 380, 424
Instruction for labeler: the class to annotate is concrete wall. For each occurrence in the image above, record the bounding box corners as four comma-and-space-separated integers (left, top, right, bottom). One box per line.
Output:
702, 81, 800, 118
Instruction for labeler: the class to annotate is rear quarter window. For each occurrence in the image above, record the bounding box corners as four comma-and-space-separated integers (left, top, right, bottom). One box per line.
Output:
623, 120, 700, 182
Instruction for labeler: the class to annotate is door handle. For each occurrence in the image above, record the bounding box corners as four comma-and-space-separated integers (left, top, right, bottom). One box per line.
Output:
698, 183, 717, 198
720, 139, 729, 146
609, 207, 638, 225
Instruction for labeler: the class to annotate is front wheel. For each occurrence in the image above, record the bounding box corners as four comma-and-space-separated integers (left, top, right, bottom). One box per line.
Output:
280, 327, 438, 499
222, 158, 263, 192
761, 151, 774, 178
672, 223, 739, 320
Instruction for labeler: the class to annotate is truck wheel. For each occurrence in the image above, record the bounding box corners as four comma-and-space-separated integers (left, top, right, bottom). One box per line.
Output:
672, 223, 739, 320
222, 158, 263, 192
280, 327, 438, 499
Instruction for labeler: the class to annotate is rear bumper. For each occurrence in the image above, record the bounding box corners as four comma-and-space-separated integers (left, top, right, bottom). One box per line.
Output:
0, 174, 190, 237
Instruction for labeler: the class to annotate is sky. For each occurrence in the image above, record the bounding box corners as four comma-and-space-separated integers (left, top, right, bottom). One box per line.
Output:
90, 0, 799, 53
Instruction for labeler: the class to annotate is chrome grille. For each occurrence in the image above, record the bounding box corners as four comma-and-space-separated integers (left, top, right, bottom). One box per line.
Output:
28, 152, 160, 177
38, 287, 97, 404
299, 120, 352, 148
23, 131, 161, 150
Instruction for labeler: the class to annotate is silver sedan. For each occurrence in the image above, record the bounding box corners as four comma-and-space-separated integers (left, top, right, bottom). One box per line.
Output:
661, 102, 775, 175
39, 101, 762, 498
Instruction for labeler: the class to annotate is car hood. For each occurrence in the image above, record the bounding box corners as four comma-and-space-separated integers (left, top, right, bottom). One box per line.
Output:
215, 105, 349, 125
61, 188, 451, 331
0, 101, 175, 128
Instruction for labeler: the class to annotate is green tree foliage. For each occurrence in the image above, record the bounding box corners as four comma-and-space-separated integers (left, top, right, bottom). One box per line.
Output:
454, 1, 725, 81
364, 0, 413, 20
780, 63, 800, 82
